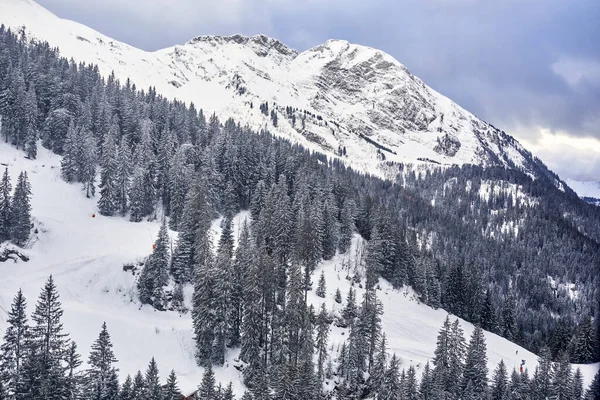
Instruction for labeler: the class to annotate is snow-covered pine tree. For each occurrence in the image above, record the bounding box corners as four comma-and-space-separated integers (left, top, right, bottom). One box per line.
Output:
321, 192, 339, 260
419, 361, 435, 400
0, 168, 11, 242
192, 251, 216, 367
128, 168, 146, 222
586, 370, 600, 400
10, 171, 32, 246
120, 375, 133, 400
338, 198, 356, 254
404, 365, 419, 400
144, 358, 162, 400
167, 146, 191, 230
240, 240, 262, 387
371, 333, 387, 397
115, 138, 132, 215
86, 322, 119, 399
29, 275, 70, 400
230, 220, 251, 347
380, 353, 401, 400
137, 219, 170, 309
550, 351, 573, 400
0, 289, 29, 397
198, 364, 216, 400
491, 359, 508, 400
461, 325, 488, 397
342, 287, 357, 326
501, 290, 516, 341
61, 121, 79, 183
163, 370, 180, 400
572, 368, 583, 400
315, 303, 330, 382
65, 341, 82, 400
131, 370, 146, 400
24, 83, 38, 159
316, 270, 326, 298
79, 127, 97, 198
534, 346, 553, 399
98, 119, 119, 216
481, 288, 497, 333
334, 288, 342, 304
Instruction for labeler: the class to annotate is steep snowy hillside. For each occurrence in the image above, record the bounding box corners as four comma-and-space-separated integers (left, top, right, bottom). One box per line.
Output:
0, 0, 554, 180
1, 142, 597, 394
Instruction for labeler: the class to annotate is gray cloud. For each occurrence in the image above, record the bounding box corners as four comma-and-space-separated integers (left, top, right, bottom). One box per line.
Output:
36, 0, 600, 181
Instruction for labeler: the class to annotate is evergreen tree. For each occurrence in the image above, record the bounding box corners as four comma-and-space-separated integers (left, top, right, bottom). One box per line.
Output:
315, 304, 330, 381
404, 366, 418, 400
65, 342, 82, 400
115, 139, 132, 215
120, 375, 133, 400
128, 168, 146, 222
491, 360, 508, 400
419, 361, 435, 400
334, 288, 342, 304
0, 289, 29, 397
315, 271, 326, 298
10, 171, 32, 246
501, 291, 516, 341
131, 371, 146, 400
198, 364, 216, 400
104, 368, 120, 400
0, 168, 12, 241
572, 368, 583, 400
29, 275, 70, 400
380, 353, 401, 400
86, 322, 118, 399
144, 358, 162, 400
462, 325, 488, 397
371, 333, 387, 397
535, 346, 553, 399
551, 351, 573, 400
572, 317, 596, 364
137, 219, 170, 309
98, 119, 119, 215
481, 288, 497, 333
342, 287, 357, 326
24, 83, 38, 159
240, 241, 262, 387
61, 122, 79, 183
586, 370, 600, 400
163, 370, 181, 400
338, 199, 355, 254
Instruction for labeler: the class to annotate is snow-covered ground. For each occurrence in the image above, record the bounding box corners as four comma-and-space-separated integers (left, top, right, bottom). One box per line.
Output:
0, 141, 597, 395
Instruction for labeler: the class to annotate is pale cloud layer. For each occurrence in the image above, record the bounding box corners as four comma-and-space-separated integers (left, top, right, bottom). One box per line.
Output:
37, 0, 600, 181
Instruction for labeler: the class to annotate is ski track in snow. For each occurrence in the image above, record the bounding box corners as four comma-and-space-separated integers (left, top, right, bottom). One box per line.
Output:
0, 141, 597, 395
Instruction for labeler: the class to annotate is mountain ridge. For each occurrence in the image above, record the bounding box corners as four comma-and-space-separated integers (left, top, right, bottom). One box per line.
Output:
0, 0, 564, 184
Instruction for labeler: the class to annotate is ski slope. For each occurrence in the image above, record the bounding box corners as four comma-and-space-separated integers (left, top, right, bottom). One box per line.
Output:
0, 141, 597, 395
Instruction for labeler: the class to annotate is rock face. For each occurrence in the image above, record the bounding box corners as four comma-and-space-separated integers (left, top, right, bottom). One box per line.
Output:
0, 0, 554, 180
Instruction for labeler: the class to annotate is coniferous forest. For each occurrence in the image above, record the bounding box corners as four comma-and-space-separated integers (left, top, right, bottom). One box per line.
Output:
0, 25, 599, 399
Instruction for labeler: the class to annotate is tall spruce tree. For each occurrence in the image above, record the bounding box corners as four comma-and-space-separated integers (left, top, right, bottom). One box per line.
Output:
0, 168, 12, 241
491, 359, 508, 400
137, 219, 170, 309
86, 322, 118, 399
461, 325, 488, 397
11, 171, 32, 246
0, 289, 29, 397
98, 119, 119, 215
29, 275, 70, 400
144, 358, 162, 400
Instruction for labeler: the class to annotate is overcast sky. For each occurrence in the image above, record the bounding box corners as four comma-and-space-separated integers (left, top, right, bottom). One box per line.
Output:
37, 0, 600, 181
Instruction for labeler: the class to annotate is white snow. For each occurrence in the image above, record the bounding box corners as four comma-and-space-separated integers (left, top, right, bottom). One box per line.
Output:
0, 141, 597, 394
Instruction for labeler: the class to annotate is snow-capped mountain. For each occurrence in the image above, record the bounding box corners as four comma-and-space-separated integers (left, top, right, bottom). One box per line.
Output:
0, 0, 551, 179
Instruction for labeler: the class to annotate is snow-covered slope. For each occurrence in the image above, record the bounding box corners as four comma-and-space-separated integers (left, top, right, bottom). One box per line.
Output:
0, 142, 597, 394
0, 0, 550, 179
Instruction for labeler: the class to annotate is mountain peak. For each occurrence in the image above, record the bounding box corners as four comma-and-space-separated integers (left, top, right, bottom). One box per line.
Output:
187, 33, 297, 58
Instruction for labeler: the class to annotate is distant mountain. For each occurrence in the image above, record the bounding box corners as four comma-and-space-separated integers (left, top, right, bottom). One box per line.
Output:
566, 179, 600, 205
0, 0, 562, 182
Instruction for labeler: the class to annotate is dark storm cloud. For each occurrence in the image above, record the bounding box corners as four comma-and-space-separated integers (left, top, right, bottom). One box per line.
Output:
36, 0, 600, 180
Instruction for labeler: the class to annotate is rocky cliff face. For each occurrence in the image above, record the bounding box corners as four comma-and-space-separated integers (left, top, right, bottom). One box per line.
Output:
0, 0, 556, 181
